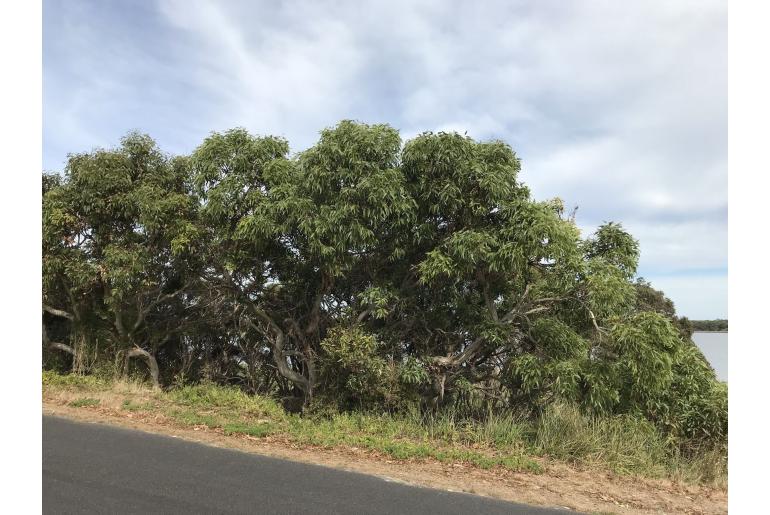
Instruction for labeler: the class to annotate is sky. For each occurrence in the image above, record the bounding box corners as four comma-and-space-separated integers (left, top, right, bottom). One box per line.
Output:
42, 0, 727, 319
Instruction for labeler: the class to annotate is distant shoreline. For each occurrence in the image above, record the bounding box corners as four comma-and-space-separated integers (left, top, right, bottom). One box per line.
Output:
693, 330, 728, 334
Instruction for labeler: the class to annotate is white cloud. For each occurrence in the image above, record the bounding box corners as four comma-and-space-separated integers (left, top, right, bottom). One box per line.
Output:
44, 0, 727, 316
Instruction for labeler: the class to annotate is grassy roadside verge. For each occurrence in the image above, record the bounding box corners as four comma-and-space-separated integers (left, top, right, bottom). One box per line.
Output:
42, 371, 725, 487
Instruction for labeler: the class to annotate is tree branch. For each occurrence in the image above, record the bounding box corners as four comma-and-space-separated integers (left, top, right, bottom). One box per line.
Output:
131, 282, 191, 334
49, 341, 76, 355
42, 304, 74, 320
243, 312, 310, 391
43, 322, 75, 355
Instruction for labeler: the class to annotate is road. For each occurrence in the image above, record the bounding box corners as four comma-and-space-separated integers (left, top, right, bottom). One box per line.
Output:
43, 416, 572, 514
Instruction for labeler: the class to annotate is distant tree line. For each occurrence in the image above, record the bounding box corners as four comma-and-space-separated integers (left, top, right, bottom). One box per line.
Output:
691, 320, 728, 332
43, 121, 726, 449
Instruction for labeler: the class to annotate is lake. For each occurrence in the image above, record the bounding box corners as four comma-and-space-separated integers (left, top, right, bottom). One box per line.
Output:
692, 331, 728, 382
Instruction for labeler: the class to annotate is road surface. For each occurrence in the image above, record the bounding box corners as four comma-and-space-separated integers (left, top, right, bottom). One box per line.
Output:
43, 415, 572, 514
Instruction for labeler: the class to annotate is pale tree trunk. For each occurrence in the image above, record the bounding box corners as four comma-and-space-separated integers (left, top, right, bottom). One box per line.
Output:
244, 310, 314, 402
126, 347, 160, 389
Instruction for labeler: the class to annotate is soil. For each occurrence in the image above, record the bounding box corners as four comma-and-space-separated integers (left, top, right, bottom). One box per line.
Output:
42, 395, 726, 515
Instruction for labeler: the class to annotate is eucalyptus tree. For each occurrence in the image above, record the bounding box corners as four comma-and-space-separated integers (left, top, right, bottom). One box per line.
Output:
42, 122, 726, 445
192, 122, 414, 401
634, 278, 693, 339
350, 132, 641, 408
43, 169, 108, 372
42, 134, 200, 386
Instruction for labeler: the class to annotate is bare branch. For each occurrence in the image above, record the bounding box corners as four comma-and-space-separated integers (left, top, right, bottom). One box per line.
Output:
42, 304, 74, 320
43, 322, 75, 355
49, 341, 76, 355
432, 335, 486, 368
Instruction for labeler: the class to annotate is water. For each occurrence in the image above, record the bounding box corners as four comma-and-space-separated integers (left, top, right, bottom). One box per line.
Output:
691, 332, 728, 382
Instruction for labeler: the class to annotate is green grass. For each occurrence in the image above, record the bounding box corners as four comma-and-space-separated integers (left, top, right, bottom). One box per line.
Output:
69, 397, 101, 408
530, 402, 668, 476
44, 370, 109, 390
223, 422, 274, 438
165, 409, 222, 428
121, 399, 157, 411
43, 371, 725, 485
169, 384, 286, 420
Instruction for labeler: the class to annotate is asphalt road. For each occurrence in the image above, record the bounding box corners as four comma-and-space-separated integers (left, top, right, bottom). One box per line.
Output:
43, 416, 572, 514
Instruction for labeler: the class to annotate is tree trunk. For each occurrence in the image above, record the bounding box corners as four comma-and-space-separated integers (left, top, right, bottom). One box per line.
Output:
244, 314, 313, 400
127, 347, 160, 389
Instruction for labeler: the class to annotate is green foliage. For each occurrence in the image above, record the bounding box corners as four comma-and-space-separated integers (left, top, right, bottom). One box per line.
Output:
43, 133, 200, 381
319, 326, 407, 409
530, 317, 589, 360
399, 357, 430, 386
634, 278, 694, 338
583, 222, 640, 279
583, 259, 636, 320
607, 312, 679, 410
663, 343, 727, 444
42, 122, 726, 470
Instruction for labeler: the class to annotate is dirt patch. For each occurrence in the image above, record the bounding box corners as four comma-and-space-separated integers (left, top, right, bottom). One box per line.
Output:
42, 399, 725, 514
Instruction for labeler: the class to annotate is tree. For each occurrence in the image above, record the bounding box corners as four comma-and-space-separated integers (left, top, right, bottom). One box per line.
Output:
43, 122, 726, 448
191, 122, 414, 402
42, 134, 199, 386
634, 278, 693, 339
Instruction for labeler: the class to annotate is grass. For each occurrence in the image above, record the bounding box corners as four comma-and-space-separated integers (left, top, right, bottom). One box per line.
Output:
44, 370, 110, 390
121, 399, 156, 411
531, 402, 668, 476
69, 397, 101, 408
222, 422, 274, 438
43, 371, 725, 485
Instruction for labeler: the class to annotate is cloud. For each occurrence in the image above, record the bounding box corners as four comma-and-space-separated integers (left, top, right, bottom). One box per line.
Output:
43, 0, 727, 317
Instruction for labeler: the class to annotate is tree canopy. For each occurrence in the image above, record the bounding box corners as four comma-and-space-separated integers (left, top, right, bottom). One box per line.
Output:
42, 121, 726, 449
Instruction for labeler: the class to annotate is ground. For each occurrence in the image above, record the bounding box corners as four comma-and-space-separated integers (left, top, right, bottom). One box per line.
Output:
42, 382, 726, 515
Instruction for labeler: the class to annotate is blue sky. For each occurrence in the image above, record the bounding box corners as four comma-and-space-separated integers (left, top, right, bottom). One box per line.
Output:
43, 0, 727, 319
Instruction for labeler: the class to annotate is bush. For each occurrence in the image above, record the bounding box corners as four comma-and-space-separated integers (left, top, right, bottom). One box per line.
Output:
318, 326, 426, 410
